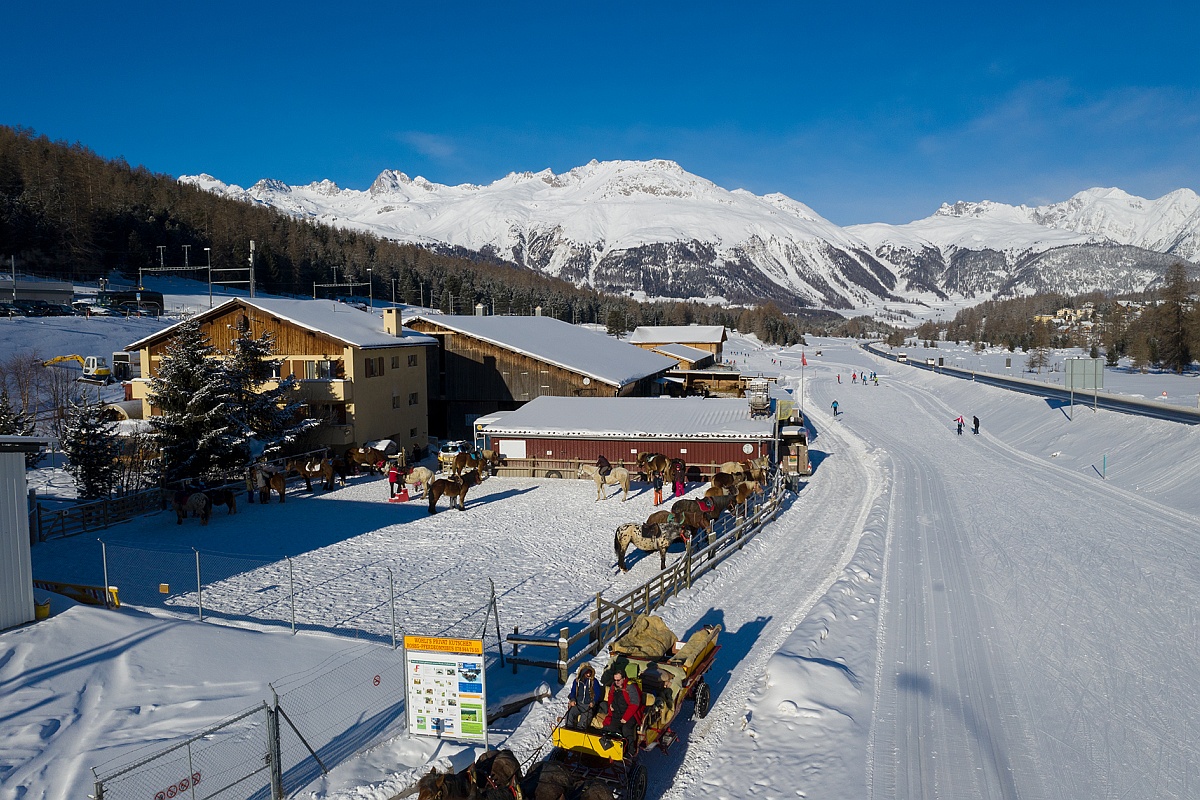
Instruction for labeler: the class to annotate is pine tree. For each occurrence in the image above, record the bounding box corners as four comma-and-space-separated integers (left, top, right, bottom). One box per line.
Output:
0, 389, 44, 468
222, 330, 316, 459
1156, 262, 1194, 373
147, 319, 238, 484
60, 397, 121, 500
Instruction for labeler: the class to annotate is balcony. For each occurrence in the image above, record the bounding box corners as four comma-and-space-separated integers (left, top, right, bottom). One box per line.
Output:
295, 379, 352, 403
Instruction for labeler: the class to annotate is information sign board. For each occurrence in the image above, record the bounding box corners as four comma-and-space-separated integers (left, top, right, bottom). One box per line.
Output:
403, 635, 488, 744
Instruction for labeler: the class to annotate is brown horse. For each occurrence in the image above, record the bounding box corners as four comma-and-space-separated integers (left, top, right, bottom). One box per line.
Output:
470, 749, 522, 795
205, 487, 238, 514
520, 762, 574, 800
345, 447, 387, 475
428, 469, 481, 513
250, 465, 286, 503
451, 449, 504, 477
709, 471, 738, 493
287, 457, 341, 491
636, 451, 670, 482
172, 491, 212, 525
671, 492, 735, 533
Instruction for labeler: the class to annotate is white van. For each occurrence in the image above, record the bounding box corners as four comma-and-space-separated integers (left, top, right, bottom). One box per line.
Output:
897, 352, 908, 363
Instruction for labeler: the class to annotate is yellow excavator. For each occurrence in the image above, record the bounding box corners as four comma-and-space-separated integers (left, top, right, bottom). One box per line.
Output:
42, 355, 113, 385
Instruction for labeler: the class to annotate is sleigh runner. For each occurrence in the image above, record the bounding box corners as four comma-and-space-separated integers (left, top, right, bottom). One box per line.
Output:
549, 615, 721, 799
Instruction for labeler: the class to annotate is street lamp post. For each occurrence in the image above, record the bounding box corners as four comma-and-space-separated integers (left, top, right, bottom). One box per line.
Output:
391, 277, 397, 307
367, 268, 373, 309
204, 247, 212, 307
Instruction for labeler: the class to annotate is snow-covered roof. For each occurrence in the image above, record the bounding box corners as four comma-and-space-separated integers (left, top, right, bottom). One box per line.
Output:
628, 325, 727, 345
409, 314, 676, 388
652, 343, 712, 362
480, 396, 776, 440
125, 298, 436, 351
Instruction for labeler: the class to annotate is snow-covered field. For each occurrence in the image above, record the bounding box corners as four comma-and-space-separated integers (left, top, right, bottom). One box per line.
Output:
3, 287, 1199, 800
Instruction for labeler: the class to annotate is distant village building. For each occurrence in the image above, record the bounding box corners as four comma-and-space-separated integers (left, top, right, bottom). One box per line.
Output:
125, 299, 434, 453
406, 313, 678, 439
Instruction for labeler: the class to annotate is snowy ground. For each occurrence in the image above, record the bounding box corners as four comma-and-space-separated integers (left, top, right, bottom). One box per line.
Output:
2, 290, 1199, 800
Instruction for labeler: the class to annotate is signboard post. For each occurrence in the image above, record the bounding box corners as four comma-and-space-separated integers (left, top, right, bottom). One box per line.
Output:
404, 635, 488, 747
1064, 357, 1104, 419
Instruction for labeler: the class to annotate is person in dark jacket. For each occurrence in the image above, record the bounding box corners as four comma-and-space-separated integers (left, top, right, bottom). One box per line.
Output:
565, 664, 603, 730
652, 471, 664, 506
600, 672, 643, 744
671, 459, 686, 498
973, 415, 980, 435
596, 454, 612, 477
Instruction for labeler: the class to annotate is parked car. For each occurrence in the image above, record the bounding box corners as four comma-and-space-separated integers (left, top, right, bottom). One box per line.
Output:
14, 299, 54, 316
0, 302, 24, 317
438, 440, 470, 469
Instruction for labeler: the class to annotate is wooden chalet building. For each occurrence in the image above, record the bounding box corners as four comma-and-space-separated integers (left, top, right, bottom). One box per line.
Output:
405, 313, 678, 439
125, 299, 435, 453
628, 325, 728, 360
479, 396, 777, 481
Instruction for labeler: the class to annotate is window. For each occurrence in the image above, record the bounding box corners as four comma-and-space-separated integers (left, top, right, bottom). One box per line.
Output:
305, 360, 336, 380
391, 356, 401, 369
408, 354, 418, 367
408, 392, 419, 406
364, 356, 384, 378
392, 395, 403, 409
410, 428, 417, 438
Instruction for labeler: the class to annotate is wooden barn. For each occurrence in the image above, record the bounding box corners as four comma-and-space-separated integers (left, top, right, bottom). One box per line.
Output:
478, 396, 777, 481
406, 313, 678, 439
125, 299, 435, 453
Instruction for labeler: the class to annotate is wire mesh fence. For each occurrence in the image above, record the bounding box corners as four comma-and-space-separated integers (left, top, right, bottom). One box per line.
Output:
92, 703, 272, 800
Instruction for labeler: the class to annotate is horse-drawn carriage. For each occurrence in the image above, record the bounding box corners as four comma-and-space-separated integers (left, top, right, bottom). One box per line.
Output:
548, 616, 721, 800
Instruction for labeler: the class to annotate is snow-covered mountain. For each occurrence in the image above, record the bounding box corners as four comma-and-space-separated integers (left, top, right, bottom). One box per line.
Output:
182, 163, 1198, 311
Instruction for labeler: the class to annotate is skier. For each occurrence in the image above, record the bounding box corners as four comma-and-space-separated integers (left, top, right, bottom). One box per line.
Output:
831, 399, 839, 417
972, 415, 980, 435
837, 374, 841, 384
955, 415, 964, 435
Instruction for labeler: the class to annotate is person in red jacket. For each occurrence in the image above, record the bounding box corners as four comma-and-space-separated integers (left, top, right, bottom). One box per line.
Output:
601, 672, 643, 744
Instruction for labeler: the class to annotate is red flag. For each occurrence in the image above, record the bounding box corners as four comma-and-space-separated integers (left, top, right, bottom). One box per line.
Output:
801, 352, 808, 367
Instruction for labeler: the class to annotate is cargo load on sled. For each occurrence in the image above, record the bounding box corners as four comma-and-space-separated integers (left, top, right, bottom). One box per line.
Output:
548, 614, 721, 799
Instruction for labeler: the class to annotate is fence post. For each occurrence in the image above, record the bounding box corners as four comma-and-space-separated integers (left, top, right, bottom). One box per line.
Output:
193, 548, 203, 621
99, 539, 112, 609
388, 567, 396, 650
512, 627, 519, 674
266, 691, 284, 800
288, 557, 296, 634
558, 627, 569, 685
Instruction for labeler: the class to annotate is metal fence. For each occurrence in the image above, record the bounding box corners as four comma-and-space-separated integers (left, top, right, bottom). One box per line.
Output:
91, 640, 412, 800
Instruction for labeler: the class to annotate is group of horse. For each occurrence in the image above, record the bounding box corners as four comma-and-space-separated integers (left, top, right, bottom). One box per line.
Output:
416, 748, 609, 800
612, 455, 770, 571
171, 484, 238, 526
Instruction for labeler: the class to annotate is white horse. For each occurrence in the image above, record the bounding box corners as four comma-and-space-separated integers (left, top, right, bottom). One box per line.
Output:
577, 464, 631, 501
407, 466, 436, 496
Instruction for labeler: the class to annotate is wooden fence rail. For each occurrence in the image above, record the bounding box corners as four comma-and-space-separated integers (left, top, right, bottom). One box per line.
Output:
506, 476, 784, 682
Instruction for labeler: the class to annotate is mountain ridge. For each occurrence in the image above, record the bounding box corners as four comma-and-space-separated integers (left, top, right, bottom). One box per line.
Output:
181, 161, 1198, 312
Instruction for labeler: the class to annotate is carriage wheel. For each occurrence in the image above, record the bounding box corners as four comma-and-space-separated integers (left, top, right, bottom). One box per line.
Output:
627, 765, 647, 800
694, 680, 711, 718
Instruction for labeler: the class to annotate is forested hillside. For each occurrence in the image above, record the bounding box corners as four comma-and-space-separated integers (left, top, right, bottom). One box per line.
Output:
0, 126, 853, 343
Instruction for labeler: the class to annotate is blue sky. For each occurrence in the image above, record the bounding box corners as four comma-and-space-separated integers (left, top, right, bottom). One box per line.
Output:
5, 1, 1199, 225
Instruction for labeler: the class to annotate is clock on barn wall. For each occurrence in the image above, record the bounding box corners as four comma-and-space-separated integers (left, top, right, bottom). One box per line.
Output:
743, 444, 754, 454
582, 377, 590, 385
